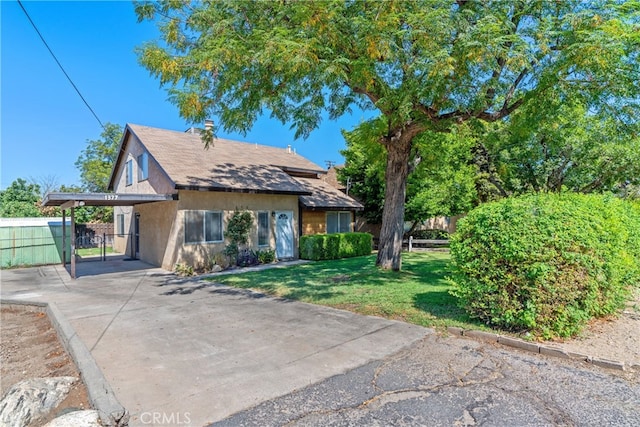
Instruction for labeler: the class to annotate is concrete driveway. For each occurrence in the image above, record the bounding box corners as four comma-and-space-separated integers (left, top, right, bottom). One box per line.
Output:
0, 260, 429, 426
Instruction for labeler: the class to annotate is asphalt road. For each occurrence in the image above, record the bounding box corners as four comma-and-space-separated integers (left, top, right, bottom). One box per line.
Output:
216, 334, 640, 426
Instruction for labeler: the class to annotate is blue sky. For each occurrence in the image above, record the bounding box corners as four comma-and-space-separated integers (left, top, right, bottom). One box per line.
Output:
1, 1, 373, 191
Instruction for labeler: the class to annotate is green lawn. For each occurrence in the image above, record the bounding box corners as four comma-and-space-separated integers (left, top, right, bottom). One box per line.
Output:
207, 252, 488, 331
76, 247, 115, 257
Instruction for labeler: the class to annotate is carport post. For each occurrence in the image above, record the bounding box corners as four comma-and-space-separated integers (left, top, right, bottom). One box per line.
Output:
62, 209, 66, 268
130, 232, 135, 260
70, 207, 76, 279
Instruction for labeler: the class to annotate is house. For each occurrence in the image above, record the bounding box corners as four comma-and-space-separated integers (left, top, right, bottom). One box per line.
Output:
108, 123, 363, 270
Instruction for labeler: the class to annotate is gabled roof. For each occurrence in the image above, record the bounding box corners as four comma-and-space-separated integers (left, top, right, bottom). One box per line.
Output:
295, 177, 363, 211
108, 124, 325, 194
322, 165, 346, 191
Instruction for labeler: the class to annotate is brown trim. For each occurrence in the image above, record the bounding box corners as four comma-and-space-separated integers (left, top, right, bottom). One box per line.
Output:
175, 184, 311, 196
299, 205, 363, 212
274, 165, 326, 176
107, 127, 131, 191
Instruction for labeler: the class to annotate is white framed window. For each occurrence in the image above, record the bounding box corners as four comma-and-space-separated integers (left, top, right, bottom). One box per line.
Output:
258, 211, 270, 246
125, 159, 133, 186
137, 152, 149, 181
116, 214, 125, 236
326, 211, 352, 234
184, 210, 223, 244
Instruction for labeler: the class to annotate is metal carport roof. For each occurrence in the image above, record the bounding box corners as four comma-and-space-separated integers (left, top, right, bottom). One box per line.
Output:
42, 192, 177, 207
41, 192, 177, 279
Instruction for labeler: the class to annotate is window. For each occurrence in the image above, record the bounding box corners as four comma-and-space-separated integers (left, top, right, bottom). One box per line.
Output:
326, 211, 352, 234
258, 211, 270, 246
184, 211, 223, 244
117, 214, 125, 236
137, 152, 148, 181
125, 159, 133, 186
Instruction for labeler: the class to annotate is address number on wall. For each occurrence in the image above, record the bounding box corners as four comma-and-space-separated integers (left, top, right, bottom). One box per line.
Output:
105, 195, 119, 200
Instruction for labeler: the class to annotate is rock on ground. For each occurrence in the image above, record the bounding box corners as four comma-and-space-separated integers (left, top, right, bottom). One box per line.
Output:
0, 376, 77, 427
43, 410, 101, 427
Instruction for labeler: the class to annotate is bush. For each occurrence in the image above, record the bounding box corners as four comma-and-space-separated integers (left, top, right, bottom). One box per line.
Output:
300, 232, 372, 261
449, 193, 640, 339
237, 249, 259, 267
257, 248, 276, 264
174, 263, 194, 277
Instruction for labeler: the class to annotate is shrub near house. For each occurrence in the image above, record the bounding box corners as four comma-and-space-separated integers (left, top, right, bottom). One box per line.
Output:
449, 193, 640, 339
300, 232, 372, 261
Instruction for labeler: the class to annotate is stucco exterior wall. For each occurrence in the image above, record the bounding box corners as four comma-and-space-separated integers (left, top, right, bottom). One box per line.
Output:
155, 190, 300, 270
112, 206, 133, 255
135, 201, 178, 267
111, 132, 175, 195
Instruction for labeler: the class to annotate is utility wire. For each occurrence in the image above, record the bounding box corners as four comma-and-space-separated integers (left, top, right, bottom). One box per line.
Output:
17, 0, 105, 130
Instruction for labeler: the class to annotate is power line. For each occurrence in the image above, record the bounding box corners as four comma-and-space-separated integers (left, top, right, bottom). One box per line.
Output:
17, 0, 105, 130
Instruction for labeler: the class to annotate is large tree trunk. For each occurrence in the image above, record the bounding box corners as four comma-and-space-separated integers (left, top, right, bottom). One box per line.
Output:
376, 136, 412, 271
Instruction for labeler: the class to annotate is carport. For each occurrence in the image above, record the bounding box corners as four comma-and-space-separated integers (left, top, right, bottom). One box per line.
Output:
42, 192, 176, 278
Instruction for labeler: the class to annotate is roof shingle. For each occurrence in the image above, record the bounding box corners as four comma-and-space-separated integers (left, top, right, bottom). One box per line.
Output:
295, 177, 363, 210
127, 124, 324, 194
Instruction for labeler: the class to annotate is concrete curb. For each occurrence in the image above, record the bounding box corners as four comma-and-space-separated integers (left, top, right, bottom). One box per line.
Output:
1, 299, 129, 426
447, 327, 633, 372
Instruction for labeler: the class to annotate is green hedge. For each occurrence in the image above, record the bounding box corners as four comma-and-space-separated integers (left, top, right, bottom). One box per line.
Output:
300, 232, 372, 261
449, 193, 640, 339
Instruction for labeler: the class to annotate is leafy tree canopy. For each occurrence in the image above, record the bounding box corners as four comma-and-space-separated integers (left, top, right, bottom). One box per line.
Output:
75, 123, 123, 193
484, 95, 640, 196
343, 95, 640, 224
136, 0, 640, 269
0, 178, 42, 218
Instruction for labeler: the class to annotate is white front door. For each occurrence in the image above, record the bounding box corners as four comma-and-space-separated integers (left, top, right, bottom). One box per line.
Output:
275, 211, 294, 259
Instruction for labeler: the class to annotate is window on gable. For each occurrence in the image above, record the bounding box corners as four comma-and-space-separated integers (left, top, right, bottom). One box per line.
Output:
185, 210, 223, 244
326, 211, 352, 234
137, 152, 148, 181
258, 211, 270, 246
125, 159, 133, 186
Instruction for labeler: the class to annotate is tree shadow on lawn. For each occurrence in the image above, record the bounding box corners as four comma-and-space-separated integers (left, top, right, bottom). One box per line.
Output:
200, 254, 461, 316
219, 273, 348, 302
412, 291, 487, 329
